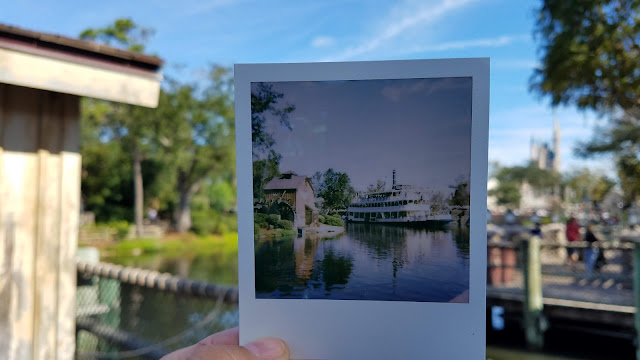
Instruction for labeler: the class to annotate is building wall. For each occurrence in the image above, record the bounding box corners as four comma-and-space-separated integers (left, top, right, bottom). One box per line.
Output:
0, 84, 80, 360
295, 182, 315, 228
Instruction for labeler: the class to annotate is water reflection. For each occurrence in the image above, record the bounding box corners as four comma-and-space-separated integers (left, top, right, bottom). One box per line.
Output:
255, 223, 470, 302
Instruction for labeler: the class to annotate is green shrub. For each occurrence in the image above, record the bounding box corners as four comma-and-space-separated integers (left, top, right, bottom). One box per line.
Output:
276, 219, 293, 230
192, 210, 238, 236
320, 214, 343, 227
254, 213, 269, 228
267, 214, 281, 227
94, 220, 130, 240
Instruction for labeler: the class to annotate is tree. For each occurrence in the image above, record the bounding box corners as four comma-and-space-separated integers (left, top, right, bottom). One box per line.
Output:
250, 83, 295, 201
531, 1, 640, 204
253, 151, 281, 201
493, 163, 561, 191
450, 182, 470, 207
564, 168, 616, 203
489, 182, 521, 208
315, 169, 356, 212
367, 179, 387, 193
155, 68, 235, 233
251, 83, 296, 158
80, 18, 154, 52
80, 18, 156, 236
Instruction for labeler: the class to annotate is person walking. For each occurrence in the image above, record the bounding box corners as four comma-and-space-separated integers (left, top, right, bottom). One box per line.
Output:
566, 216, 580, 270
584, 224, 600, 277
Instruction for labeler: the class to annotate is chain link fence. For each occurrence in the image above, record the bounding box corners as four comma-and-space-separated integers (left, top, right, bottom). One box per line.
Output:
75, 262, 239, 359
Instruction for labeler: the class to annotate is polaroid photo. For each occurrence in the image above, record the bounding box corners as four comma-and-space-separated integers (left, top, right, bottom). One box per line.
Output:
235, 58, 489, 360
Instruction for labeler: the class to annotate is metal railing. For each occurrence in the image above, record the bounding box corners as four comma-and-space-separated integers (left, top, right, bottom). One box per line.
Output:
487, 230, 640, 355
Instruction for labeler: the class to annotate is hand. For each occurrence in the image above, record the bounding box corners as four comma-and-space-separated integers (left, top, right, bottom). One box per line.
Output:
161, 327, 290, 360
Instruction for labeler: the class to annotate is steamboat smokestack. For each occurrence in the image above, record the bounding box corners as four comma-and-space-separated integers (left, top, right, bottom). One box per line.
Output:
392, 169, 396, 189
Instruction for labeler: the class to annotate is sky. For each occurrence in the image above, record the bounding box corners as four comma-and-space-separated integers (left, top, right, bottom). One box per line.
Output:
0, 0, 612, 175
255, 78, 471, 193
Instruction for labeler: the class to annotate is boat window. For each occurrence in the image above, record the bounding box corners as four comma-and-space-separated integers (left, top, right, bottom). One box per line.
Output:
384, 212, 390, 218
403, 200, 408, 205
409, 200, 414, 204
400, 211, 407, 217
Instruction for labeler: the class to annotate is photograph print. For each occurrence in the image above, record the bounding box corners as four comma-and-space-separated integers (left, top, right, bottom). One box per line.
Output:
252, 76, 471, 303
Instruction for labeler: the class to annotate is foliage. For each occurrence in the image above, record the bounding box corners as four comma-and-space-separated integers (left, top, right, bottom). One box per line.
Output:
157, 68, 236, 232
251, 83, 296, 158
253, 152, 281, 201
191, 209, 237, 236
367, 179, 386, 193
531, 1, 640, 204
105, 220, 131, 240
319, 214, 344, 227
80, 18, 154, 52
494, 163, 561, 190
266, 214, 281, 227
276, 219, 293, 230
314, 169, 356, 211
254, 213, 270, 228
489, 181, 521, 208
563, 168, 616, 203
429, 192, 448, 213
106, 233, 238, 257
81, 139, 133, 222
450, 182, 470, 207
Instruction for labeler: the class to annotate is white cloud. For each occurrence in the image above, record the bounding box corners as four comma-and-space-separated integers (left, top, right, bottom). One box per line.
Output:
404, 34, 528, 55
323, 0, 478, 61
311, 36, 334, 48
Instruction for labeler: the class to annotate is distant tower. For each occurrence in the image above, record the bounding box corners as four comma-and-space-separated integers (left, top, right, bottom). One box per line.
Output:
552, 117, 561, 172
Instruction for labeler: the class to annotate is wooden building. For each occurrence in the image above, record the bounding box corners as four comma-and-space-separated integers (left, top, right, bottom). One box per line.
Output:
0, 24, 162, 360
263, 172, 318, 229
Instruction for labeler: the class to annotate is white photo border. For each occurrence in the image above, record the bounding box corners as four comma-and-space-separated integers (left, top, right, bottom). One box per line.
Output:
235, 58, 489, 360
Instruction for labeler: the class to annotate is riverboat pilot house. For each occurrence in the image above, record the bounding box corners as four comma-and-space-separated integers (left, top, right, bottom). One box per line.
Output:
263, 172, 319, 230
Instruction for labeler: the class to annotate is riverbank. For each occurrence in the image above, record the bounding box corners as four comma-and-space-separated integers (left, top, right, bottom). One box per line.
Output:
81, 232, 238, 257
305, 223, 345, 238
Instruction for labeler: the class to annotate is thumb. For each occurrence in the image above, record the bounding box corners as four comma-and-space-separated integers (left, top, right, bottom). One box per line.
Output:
188, 337, 289, 360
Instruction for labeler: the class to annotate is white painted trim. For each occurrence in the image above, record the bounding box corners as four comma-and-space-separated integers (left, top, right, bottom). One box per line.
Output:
0, 47, 161, 107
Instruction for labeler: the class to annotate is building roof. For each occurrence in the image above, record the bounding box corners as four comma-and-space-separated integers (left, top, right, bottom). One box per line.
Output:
0, 23, 163, 107
0, 24, 163, 75
264, 174, 311, 191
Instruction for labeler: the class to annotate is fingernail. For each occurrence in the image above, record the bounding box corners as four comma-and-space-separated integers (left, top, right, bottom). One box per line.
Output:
245, 337, 286, 359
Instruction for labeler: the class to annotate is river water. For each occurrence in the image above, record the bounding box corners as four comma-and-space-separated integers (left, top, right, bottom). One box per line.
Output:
100, 224, 634, 359
255, 223, 469, 302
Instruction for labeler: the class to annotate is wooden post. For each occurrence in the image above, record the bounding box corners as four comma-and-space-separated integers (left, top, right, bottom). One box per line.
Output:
523, 235, 544, 350
634, 240, 640, 360
0, 86, 80, 360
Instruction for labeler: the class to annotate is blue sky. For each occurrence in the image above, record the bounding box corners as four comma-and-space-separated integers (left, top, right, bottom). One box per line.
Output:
257, 78, 472, 192
1, 0, 611, 175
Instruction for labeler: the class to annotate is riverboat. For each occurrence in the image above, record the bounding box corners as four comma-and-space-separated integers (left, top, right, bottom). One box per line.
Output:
346, 171, 452, 226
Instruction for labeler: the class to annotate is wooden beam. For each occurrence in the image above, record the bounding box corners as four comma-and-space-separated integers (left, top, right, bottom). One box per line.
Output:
0, 47, 160, 108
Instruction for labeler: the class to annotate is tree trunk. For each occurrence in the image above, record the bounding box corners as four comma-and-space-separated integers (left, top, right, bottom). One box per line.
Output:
174, 189, 192, 233
133, 145, 144, 237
